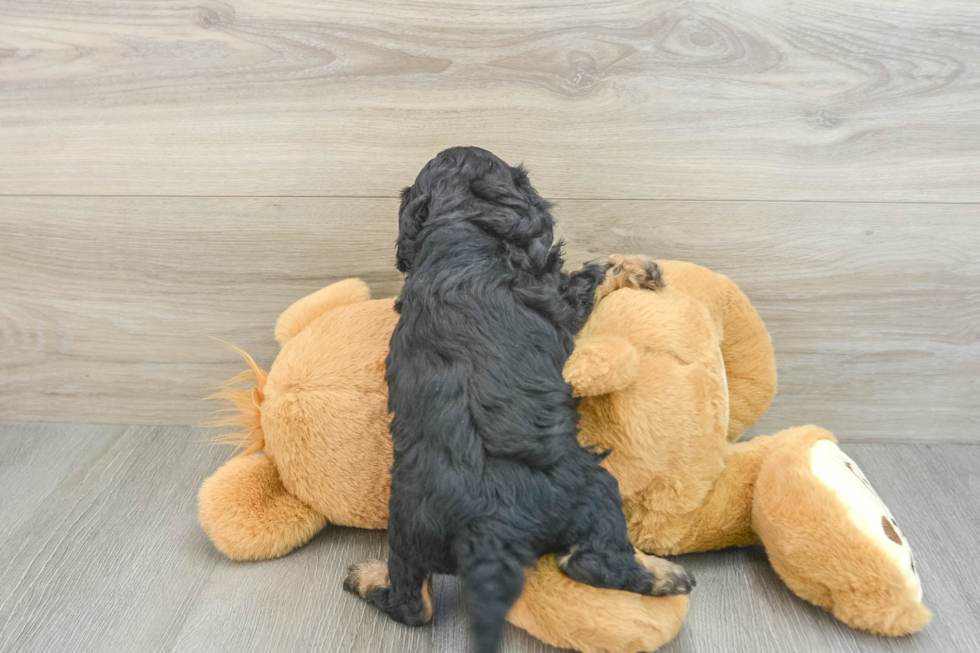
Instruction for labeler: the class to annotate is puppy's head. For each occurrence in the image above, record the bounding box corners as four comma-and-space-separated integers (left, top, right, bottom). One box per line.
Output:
396, 146, 554, 274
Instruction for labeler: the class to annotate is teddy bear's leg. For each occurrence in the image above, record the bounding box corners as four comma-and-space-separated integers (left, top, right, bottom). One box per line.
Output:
626, 433, 791, 555
274, 278, 371, 345
753, 426, 931, 636
506, 555, 689, 653
198, 452, 328, 561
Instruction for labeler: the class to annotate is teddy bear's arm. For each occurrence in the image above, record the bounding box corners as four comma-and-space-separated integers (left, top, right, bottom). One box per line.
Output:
274, 278, 371, 345
563, 334, 640, 397
199, 453, 328, 560
716, 279, 777, 440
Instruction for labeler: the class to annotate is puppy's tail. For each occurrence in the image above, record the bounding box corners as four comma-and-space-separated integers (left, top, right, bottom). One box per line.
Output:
205, 343, 268, 457
455, 532, 526, 653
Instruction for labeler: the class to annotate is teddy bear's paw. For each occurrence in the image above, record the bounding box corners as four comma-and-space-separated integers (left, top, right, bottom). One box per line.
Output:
809, 439, 923, 602
596, 255, 664, 302
636, 553, 696, 596
343, 559, 390, 598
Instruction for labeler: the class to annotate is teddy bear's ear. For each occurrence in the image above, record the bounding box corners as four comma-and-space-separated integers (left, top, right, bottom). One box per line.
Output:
564, 335, 640, 397
274, 278, 371, 345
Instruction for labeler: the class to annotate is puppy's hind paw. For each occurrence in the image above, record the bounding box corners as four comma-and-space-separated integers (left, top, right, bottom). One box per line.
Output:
636, 553, 695, 596
343, 559, 390, 598
596, 255, 664, 302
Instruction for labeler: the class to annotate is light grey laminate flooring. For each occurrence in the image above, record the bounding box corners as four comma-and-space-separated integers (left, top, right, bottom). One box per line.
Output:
0, 423, 976, 653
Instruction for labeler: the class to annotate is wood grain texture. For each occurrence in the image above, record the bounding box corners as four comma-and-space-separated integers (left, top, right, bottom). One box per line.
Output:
0, 423, 551, 653
0, 424, 225, 653
1, 0, 979, 200
1, 423, 978, 652
0, 422, 126, 539
2, 197, 977, 442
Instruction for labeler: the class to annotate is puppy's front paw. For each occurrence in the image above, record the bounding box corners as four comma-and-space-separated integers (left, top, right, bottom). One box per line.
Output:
595, 255, 663, 302
343, 559, 390, 598
636, 553, 695, 596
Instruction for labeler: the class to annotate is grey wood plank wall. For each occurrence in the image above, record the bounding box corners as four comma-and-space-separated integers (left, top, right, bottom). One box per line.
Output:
2, 0, 979, 200
1, 0, 978, 442
1, 198, 976, 441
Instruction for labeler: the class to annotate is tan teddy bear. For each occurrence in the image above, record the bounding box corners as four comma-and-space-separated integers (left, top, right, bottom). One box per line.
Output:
199, 261, 929, 653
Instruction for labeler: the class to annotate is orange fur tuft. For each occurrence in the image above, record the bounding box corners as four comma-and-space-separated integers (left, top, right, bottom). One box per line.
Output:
206, 343, 269, 457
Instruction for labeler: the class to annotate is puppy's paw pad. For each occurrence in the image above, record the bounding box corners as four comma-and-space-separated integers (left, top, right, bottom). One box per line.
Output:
597, 255, 664, 301
655, 567, 695, 596
636, 553, 695, 596
343, 559, 389, 598
639, 259, 665, 291
610, 255, 663, 291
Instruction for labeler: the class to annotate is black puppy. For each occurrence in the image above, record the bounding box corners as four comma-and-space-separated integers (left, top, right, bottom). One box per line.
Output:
345, 147, 694, 653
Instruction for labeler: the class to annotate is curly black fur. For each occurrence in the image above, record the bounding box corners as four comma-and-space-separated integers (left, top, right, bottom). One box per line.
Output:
347, 147, 690, 653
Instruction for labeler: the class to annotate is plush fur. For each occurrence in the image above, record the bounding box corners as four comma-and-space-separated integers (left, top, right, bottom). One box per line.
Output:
507, 555, 689, 653
198, 452, 327, 560
200, 281, 395, 560
566, 262, 929, 635
199, 260, 929, 652
753, 427, 931, 636
345, 147, 691, 653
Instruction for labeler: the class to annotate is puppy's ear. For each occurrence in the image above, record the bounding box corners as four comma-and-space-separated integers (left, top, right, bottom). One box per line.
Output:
470, 164, 553, 265
396, 186, 430, 273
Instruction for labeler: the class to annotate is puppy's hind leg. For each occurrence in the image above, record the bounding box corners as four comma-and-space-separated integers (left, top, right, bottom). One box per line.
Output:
559, 473, 695, 597
343, 550, 434, 626
454, 530, 527, 653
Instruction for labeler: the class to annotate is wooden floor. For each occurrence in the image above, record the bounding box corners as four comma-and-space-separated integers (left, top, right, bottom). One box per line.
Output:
0, 422, 978, 653
2, 1, 979, 651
